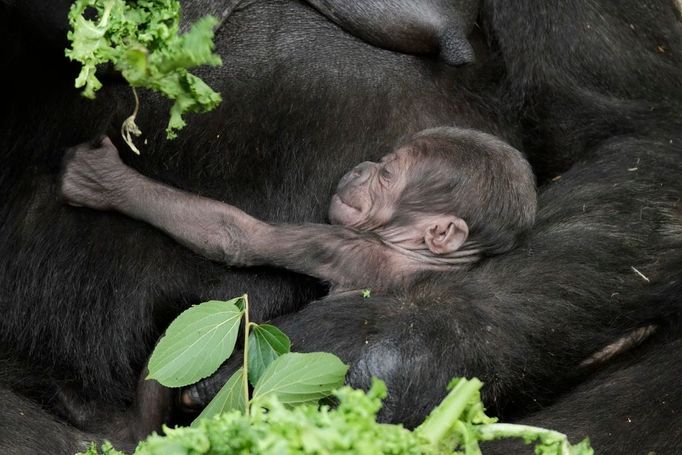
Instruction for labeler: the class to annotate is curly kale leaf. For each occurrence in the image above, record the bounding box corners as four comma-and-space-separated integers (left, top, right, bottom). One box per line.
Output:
65, 0, 222, 139
80, 378, 593, 455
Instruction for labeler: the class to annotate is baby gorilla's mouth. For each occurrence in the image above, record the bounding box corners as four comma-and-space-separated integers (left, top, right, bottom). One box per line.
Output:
333, 194, 360, 211
329, 194, 362, 226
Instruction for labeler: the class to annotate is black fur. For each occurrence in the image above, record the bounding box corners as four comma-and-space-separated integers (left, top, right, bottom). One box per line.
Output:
483, 278, 682, 454
0, 0, 681, 452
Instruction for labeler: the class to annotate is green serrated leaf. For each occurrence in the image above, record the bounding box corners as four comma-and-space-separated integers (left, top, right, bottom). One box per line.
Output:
247, 324, 291, 386
191, 368, 245, 427
147, 299, 244, 387
252, 352, 348, 406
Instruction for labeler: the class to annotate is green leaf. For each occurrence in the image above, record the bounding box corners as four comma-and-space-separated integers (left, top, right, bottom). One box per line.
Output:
252, 352, 348, 406
191, 368, 245, 427
147, 298, 244, 387
247, 324, 291, 385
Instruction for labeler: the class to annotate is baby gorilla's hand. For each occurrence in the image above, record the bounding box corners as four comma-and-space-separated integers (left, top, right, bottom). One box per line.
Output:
60, 136, 130, 211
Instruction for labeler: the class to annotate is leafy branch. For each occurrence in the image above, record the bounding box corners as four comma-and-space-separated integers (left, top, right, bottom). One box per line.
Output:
146, 294, 348, 426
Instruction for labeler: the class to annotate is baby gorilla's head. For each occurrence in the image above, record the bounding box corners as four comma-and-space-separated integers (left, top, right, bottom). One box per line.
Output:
328, 127, 537, 257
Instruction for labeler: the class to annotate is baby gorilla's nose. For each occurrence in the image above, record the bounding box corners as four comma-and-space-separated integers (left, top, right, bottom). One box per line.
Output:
338, 161, 374, 189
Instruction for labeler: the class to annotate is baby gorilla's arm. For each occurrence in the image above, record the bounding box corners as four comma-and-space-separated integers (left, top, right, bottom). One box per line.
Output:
259, 222, 402, 291
60, 138, 405, 291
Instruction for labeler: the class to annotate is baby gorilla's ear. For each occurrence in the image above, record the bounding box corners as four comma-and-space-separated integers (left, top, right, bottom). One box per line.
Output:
424, 216, 468, 255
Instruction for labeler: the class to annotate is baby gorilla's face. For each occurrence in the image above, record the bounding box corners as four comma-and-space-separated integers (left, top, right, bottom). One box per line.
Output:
329, 148, 412, 229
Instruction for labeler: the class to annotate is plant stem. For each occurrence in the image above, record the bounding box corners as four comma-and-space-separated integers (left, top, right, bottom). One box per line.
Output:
415, 378, 483, 446
241, 293, 250, 416
476, 423, 571, 454
121, 86, 142, 154
99, 0, 115, 28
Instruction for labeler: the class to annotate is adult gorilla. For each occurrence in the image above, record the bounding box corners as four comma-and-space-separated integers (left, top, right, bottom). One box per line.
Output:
0, 1, 681, 454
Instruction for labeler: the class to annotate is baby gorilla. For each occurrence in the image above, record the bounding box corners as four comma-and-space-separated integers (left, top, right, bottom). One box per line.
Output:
60, 127, 537, 293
